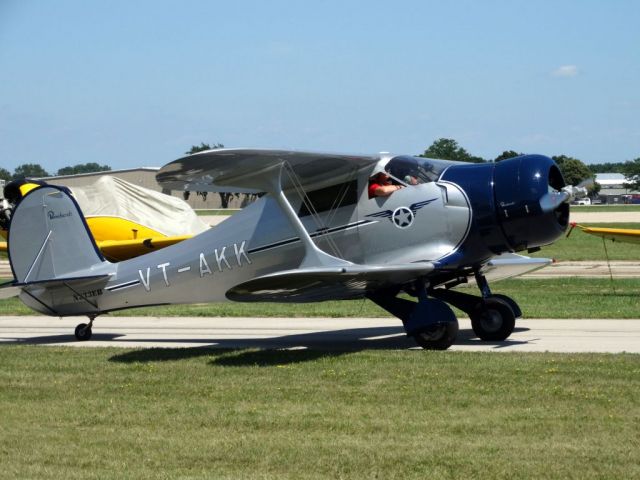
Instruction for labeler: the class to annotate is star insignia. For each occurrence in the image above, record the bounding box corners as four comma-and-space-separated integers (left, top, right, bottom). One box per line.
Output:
366, 197, 437, 226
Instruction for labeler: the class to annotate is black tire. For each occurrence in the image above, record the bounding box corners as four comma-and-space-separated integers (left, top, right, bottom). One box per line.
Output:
490, 294, 522, 318
74, 323, 92, 341
413, 320, 459, 350
470, 297, 515, 341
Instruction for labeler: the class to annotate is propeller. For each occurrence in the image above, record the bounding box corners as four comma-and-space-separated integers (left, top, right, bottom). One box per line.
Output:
539, 176, 593, 213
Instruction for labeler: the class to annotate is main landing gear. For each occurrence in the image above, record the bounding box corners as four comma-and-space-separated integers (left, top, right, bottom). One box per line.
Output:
469, 296, 516, 341
368, 272, 521, 350
74, 316, 95, 341
431, 272, 519, 343
367, 280, 459, 350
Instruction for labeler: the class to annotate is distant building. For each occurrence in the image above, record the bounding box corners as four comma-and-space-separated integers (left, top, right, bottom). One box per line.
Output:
42, 167, 248, 209
594, 173, 637, 204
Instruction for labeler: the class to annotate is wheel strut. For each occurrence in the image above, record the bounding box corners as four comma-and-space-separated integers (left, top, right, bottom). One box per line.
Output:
474, 270, 492, 298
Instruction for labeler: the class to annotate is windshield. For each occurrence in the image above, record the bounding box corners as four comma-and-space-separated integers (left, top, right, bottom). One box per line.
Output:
385, 156, 458, 184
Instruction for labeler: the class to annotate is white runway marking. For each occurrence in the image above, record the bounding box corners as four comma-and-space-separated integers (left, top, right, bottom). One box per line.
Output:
0, 316, 639, 353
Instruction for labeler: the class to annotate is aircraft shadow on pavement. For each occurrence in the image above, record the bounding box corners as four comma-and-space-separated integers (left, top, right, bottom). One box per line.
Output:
107, 326, 531, 366
1, 325, 531, 366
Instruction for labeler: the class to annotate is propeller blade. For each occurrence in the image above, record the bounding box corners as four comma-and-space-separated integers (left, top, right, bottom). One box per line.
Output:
539, 191, 570, 212
576, 177, 595, 189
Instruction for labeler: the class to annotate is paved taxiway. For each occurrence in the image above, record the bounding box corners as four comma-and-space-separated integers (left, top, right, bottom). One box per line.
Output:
1, 316, 638, 353
523, 261, 640, 278
569, 211, 640, 223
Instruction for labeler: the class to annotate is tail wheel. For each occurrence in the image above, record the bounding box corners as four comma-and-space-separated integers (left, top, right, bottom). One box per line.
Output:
74, 323, 92, 341
413, 320, 459, 350
470, 297, 515, 341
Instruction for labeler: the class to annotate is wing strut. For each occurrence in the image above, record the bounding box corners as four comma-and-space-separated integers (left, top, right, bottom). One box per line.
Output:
256, 162, 353, 269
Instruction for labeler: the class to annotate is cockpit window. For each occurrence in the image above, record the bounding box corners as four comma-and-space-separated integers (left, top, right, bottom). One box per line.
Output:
384, 155, 458, 185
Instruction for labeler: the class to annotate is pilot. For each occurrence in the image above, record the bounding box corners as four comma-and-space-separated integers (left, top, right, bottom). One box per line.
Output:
404, 175, 419, 185
368, 172, 404, 198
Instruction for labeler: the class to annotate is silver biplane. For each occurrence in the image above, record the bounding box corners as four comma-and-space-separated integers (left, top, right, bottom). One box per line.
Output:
2, 149, 573, 349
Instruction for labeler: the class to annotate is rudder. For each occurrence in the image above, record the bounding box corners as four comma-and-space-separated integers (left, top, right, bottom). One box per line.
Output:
8, 186, 109, 283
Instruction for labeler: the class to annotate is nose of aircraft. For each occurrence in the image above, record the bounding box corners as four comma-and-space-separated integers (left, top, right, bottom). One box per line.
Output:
440, 155, 569, 258
493, 154, 569, 251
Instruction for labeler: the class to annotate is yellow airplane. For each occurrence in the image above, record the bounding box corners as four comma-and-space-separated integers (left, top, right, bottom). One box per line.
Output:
1, 178, 206, 262
569, 222, 640, 245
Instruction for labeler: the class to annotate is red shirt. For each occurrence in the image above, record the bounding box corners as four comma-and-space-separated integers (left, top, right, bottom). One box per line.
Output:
368, 181, 390, 198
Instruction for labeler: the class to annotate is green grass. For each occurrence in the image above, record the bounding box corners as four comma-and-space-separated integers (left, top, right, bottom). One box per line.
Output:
0, 347, 637, 479
572, 205, 640, 212
2, 278, 639, 318
533, 222, 640, 261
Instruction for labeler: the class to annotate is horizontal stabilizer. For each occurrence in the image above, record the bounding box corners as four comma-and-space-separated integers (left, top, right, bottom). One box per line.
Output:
0, 282, 20, 300
14, 273, 112, 288
15, 274, 112, 316
1, 274, 111, 297
226, 263, 434, 302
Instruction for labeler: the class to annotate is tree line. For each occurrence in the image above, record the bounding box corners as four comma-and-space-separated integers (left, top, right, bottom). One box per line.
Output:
0, 163, 111, 182
420, 138, 640, 191
3, 139, 639, 193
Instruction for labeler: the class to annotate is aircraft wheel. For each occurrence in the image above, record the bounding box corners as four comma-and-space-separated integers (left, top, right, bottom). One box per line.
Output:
74, 323, 92, 341
470, 297, 515, 341
412, 320, 459, 350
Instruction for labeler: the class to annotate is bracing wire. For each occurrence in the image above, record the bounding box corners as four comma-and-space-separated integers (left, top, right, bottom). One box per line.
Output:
325, 166, 358, 228
283, 163, 343, 258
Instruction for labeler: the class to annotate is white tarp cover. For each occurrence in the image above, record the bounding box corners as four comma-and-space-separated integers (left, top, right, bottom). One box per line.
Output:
70, 176, 209, 237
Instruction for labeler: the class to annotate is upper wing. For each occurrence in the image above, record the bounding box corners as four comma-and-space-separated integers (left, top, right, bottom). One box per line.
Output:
97, 235, 193, 262
575, 226, 640, 245
156, 148, 382, 194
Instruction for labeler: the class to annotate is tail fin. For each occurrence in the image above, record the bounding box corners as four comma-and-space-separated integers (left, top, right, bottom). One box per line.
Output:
8, 186, 109, 283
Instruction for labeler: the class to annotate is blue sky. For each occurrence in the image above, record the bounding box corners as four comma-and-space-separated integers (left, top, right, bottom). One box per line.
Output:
1, 0, 639, 173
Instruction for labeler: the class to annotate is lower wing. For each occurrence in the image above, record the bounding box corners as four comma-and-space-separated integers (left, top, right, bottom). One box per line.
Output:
225, 254, 549, 303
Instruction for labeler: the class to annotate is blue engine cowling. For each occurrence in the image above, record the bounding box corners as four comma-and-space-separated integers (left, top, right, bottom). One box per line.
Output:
439, 155, 569, 262
493, 154, 568, 251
